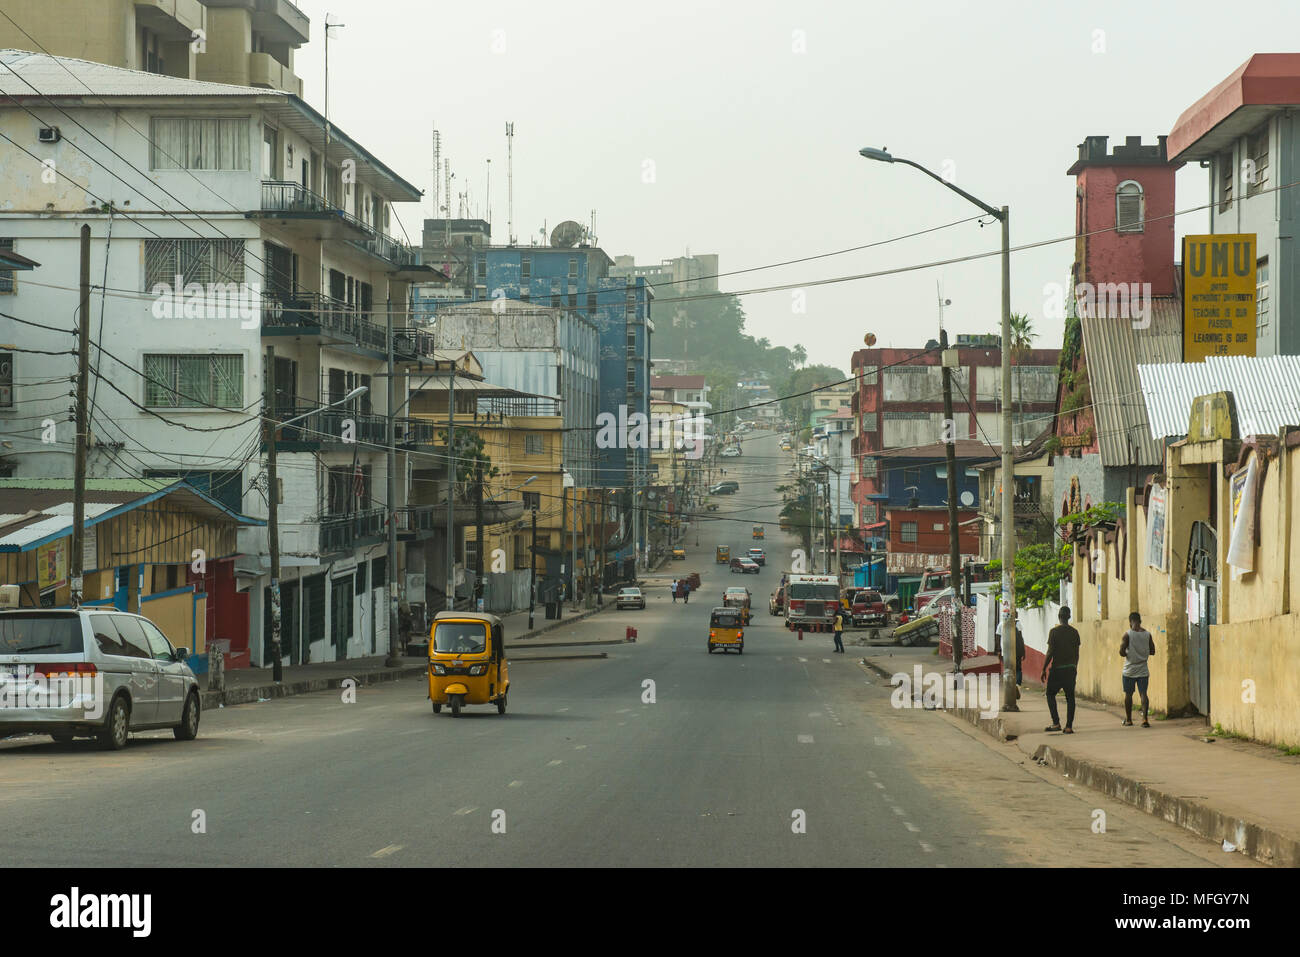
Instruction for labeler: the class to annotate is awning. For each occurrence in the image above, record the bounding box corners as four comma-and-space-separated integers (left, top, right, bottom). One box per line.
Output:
863, 521, 886, 531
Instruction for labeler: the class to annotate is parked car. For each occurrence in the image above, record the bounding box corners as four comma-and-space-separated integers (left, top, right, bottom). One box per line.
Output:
616, 587, 646, 610
671, 548, 686, 560
0, 606, 201, 750
747, 547, 766, 566
851, 589, 889, 627
709, 482, 739, 495
769, 586, 785, 615
721, 446, 741, 458
730, 557, 760, 575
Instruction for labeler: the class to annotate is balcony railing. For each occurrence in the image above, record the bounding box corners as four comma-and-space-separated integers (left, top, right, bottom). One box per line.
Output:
259, 181, 422, 268
261, 291, 387, 353
271, 406, 388, 446
320, 508, 385, 553
394, 326, 437, 359
395, 505, 437, 537
396, 417, 440, 447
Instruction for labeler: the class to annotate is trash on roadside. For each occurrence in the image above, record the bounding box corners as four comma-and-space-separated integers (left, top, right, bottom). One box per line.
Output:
1222, 839, 1237, 853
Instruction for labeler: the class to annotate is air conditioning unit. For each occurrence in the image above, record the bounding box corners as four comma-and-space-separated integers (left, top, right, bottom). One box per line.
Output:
38, 126, 61, 143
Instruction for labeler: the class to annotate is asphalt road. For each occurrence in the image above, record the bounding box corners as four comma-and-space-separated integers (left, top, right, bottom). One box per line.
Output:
0, 430, 1256, 867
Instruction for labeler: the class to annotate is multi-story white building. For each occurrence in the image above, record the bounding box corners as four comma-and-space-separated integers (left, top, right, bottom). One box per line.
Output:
0, 51, 438, 667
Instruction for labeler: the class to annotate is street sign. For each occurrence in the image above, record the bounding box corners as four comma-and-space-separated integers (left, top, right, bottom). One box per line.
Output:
1182, 234, 1257, 361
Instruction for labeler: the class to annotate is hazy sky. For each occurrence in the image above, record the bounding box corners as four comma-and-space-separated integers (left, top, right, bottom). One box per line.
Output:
295, 0, 1300, 369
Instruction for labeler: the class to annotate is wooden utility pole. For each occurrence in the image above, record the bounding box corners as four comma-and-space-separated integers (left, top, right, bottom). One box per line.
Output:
265, 345, 284, 682
473, 459, 485, 610
70, 225, 90, 608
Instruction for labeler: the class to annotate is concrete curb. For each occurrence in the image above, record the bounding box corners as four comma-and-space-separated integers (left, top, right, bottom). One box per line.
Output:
1029, 742, 1297, 868
944, 704, 1295, 868
202, 603, 618, 711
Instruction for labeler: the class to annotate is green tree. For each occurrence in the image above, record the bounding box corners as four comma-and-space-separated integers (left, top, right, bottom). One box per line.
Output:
987, 542, 1071, 608
1008, 312, 1036, 448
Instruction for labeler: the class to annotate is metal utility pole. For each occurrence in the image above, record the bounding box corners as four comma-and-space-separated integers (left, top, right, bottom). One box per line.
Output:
444, 368, 456, 611
474, 460, 485, 611
571, 489, 579, 611
385, 294, 400, 666
999, 206, 1017, 710
528, 506, 538, 628
859, 146, 1015, 709
70, 225, 90, 609
323, 16, 345, 197
940, 327, 963, 671
597, 489, 605, 606
505, 122, 515, 244
265, 345, 283, 681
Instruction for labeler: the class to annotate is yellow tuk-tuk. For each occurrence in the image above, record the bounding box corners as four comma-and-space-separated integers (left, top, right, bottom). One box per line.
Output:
708, 606, 745, 654
716, 545, 731, 563
752, 524, 765, 539
779, 516, 792, 532
427, 611, 509, 716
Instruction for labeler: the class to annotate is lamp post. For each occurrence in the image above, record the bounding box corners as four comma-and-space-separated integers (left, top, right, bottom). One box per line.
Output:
264, 380, 367, 683
860, 145, 1015, 709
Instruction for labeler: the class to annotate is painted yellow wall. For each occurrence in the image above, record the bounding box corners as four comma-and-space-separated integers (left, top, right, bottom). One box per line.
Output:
1210, 613, 1300, 748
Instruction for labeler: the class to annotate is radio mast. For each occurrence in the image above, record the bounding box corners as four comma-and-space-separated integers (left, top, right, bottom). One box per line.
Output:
506, 122, 515, 245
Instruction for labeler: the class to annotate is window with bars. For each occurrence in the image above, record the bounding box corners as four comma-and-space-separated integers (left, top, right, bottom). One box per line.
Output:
862, 502, 878, 523
1257, 257, 1270, 339
900, 522, 918, 543
1219, 152, 1234, 211
0, 239, 14, 294
569, 258, 578, 278
149, 116, 250, 170
525, 433, 544, 454
521, 256, 531, 279
143, 354, 244, 408
1115, 181, 1143, 232
144, 239, 245, 290
0, 349, 12, 409
861, 457, 878, 477
862, 413, 877, 432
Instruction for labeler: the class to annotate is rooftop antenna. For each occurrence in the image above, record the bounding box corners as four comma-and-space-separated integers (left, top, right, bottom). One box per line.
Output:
936, 280, 951, 334
431, 125, 441, 221
506, 122, 515, 245
485, 158, 491, 232
590, 208, 596, 246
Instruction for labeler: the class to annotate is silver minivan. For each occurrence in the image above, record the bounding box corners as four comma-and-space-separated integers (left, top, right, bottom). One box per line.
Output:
0, 608, 201, 749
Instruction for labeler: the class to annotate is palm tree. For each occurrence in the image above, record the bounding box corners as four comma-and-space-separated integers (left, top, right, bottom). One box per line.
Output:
1008, 313, 1036, 448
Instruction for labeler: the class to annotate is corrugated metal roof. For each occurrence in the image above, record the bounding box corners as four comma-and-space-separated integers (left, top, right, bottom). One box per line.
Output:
1137, 355, 1300, 439
1078, 298, 1183, 467
0, 49, 274, 98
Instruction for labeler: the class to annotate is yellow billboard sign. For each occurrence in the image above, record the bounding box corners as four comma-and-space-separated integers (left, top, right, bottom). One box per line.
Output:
1182, 234, 1257, 361
38, 539, 67, 594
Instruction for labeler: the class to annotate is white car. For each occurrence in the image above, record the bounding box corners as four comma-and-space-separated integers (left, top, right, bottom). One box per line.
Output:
721, 447, 741, 458
616, 587, 646, 610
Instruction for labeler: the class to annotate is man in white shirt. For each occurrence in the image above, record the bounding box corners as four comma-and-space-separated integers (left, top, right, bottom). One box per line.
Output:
1119, 611, 1156, 727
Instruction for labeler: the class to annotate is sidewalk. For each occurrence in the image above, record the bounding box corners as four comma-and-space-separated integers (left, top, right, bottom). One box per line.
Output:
861, 650, 1300, 867
199, 600, 621, 711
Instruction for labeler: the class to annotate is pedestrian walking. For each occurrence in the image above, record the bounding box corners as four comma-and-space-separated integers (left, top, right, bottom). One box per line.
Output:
1042, 606, 1081, 733
682, 580, 690, 604
671, 579, 679, 603
832, 610, 844, 653
1120, 611, 1156, 727
994, 617, 1027, 686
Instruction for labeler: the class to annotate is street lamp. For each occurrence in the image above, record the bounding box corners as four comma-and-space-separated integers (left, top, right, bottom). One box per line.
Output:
860, 144, 1015, 707
264, 383, 368, 683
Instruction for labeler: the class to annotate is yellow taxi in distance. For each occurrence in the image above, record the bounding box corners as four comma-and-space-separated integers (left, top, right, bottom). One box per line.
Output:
672, 547, 686, 560
708, 606, 745, 654
427, 612, 509, 717
716, 545, 731, 563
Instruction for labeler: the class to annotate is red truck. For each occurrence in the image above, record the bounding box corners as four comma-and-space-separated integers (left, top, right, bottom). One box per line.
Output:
849, 588, 888, 628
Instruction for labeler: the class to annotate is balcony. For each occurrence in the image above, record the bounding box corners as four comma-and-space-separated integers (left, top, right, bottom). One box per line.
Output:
134, 0, 206, 38
321, 508, 386, 554
249, 51, 302, 95
394, 326, 438, 361
203, 0, 310, 44
268, 406, 388, 449
254, 182, 424, 272
396, 417, 442, 449
261, 290, 387, 355
394, 505, 437, 540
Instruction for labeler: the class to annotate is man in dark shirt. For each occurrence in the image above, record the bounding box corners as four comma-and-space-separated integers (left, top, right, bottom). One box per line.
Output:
1042, 606, 1081, 733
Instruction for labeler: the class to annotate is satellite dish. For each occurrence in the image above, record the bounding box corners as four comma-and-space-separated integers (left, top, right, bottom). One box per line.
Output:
550, 220, 586, 248
960, 491, 975, 507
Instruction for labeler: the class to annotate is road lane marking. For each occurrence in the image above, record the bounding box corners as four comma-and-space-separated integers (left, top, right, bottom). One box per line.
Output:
891, 806, 905, 816
797, 657, 808, 662
808, 712, 823, 718
874, 736, 891, 747
919, 842, 935, 853
823, 658, 831, 663
371, 844, 404, 858
905, 822, 920, 832
866, 770, 878, 779
454, 806, 478, 816
557, 707, 570, 712
547, 759, 563, 766
874, 782, 885, 789
574, 744, 587, 750
508, 781, 523, 788
797, 734, 814, 744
